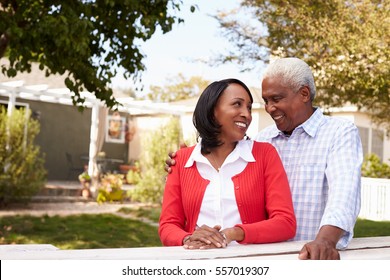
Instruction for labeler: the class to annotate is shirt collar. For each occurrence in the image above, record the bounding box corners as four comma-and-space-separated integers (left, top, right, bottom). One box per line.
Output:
185, 139, 255, 168
300, 107, 324, 137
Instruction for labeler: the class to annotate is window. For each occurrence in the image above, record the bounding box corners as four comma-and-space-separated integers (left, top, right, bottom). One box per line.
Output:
372, 129, 384, 161
357, 126, 384, 161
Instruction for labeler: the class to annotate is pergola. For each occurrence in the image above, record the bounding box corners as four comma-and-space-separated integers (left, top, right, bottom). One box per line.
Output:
0, 80, 190, 181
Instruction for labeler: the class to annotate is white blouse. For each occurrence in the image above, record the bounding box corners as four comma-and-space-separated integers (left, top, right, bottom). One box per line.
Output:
184, 139, 255, 229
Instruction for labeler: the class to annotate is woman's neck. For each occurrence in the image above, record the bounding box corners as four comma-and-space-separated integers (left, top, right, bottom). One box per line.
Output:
205, 142, 237, 171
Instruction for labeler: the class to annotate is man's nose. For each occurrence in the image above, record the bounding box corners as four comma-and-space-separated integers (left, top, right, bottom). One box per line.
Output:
265, 103, 276, 114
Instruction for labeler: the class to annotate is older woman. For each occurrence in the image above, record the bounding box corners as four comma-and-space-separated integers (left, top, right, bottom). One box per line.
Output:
159, 78, 296, 249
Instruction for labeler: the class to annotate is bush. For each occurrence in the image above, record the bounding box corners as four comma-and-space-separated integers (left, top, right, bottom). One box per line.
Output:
125, 162, 141, 185
129, 117, 181, 204
361, 154, 390, 179
0, 107, 47, 205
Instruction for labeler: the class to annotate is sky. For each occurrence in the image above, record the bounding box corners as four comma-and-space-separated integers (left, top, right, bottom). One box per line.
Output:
111, 0, 264, 95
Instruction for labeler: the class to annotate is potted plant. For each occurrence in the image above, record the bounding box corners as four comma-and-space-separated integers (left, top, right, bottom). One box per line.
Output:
78, 171, 91, 198
96, 173, 125, 204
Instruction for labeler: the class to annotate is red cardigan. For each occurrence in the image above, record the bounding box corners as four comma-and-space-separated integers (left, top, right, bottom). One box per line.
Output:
159, 141, 296, 246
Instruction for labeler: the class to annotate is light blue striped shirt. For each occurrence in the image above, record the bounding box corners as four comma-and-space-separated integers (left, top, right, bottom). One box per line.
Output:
255, 108, 363, 248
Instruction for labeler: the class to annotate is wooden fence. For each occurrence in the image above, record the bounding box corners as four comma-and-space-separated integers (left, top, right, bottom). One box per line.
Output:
360, 177, 390, 221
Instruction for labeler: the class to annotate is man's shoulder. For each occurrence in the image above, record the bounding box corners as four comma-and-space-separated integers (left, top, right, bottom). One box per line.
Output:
321, 115, 359, 132
254, 125, 277, 142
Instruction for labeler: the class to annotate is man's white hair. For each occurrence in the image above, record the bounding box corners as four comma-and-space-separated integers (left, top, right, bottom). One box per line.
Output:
262, 57, 316, 101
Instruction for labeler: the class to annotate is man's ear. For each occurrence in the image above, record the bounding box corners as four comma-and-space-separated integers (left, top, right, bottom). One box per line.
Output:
299, 86, 311, 102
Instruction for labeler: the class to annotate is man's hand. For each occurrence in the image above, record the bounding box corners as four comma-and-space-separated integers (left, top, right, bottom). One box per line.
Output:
298, 225, 344, 260
164, 143, 187, 173
298, 239, 340, 260
164, 151, 177, 174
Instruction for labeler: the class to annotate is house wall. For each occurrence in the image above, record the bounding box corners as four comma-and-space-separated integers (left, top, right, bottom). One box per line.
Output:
20, 99, 92, 180
331, 111, 390, 164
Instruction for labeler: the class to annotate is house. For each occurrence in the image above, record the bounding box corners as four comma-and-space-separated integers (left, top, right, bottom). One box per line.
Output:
0, 60, 185, 181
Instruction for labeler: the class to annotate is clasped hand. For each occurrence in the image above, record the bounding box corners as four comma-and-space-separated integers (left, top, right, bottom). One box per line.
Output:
183, 225, 228, 250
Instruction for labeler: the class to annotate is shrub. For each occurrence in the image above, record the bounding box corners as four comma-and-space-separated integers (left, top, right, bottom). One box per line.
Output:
129, 117, 181, 204
125, 162, 141, 185
0, 107, 46, 205
361, 153, 390, 179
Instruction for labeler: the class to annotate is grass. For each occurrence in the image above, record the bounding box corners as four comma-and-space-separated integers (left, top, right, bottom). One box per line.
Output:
1, 207, 389, 249
117, 206, 161, 223
354, 218, 390, 237
0, 206, 162, 249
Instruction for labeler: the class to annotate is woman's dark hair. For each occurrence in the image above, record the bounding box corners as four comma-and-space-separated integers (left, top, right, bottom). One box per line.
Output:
193, 78, 253, 154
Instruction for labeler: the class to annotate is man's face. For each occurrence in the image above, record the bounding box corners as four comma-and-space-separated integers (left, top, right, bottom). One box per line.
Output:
262, 77, 310, 134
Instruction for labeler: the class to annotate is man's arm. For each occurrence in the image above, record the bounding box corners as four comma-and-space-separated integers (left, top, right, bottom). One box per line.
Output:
299, 122, 363, 260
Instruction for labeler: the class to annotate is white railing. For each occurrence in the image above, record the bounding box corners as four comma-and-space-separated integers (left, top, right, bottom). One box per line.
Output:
359, 177, 390, 221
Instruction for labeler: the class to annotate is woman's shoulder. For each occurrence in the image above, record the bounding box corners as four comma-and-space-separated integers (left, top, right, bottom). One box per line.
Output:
175, 145, 196, 161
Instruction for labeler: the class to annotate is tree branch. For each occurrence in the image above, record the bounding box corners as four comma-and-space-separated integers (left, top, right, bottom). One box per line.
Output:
0, 33, 9, 58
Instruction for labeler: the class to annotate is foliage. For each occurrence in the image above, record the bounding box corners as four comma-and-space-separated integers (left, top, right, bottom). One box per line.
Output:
125, 162, 141, 185
96, 173, 126, 204
0, 213, 161, 249
0, 107, 46, 205
145, 74, 210, 102
0, 0, 190, 107
215, 0, 390, 131
361, 154, 390, 179
78, 171, 91, 182
129, 117, 181, 204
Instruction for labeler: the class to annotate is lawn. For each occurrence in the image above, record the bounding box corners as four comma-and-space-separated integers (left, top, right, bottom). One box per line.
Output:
0, 206, 162, 249
1, 207, 389, 249
354, 218, 390, 237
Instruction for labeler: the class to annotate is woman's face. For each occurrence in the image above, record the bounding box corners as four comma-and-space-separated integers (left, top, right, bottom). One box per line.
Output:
214, 83, 252, 144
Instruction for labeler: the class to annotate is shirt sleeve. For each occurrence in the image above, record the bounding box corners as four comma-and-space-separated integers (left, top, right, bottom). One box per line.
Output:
321, 121, 363, 249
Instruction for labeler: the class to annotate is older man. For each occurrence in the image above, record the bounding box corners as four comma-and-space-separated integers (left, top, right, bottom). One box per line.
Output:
256, 57, 363, 259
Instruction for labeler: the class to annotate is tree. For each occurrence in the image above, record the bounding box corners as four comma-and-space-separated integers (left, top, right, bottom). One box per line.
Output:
0, 107, 46, 205
0, 0, 189, 107
145, 73, 210, 102
129, 116, 181, 203
215, 0, 390, 131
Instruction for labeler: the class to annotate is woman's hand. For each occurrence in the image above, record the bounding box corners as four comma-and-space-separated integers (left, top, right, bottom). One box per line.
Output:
183, 225, 226, 249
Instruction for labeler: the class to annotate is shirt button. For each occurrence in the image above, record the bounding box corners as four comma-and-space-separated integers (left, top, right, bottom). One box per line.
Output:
235, 186, 239, 190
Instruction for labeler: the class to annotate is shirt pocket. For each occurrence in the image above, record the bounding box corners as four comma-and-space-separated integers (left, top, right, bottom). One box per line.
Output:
290, 163, 328, 205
